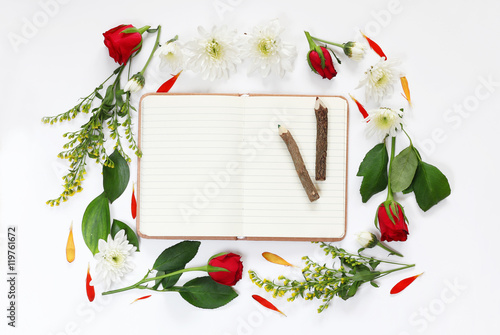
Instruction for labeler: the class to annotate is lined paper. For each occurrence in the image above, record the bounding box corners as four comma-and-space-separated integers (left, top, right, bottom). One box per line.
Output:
138, 94, 348, 240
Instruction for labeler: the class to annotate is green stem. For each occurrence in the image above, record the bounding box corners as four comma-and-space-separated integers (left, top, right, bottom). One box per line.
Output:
376, 242, 403, 257
378, 264, 415, 278
309, 36, 345, 49
401, 126, 422, 161
140, 25, 162, 75
102, 265, 209, 295
304, 31, 318, 50
386, 136, 396, 201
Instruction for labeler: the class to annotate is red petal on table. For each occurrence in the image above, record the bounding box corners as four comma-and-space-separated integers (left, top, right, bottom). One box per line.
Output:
390, 273, 423, 294
156, 71, 182, 93
131, 183, 137, 219
252, 295, 286, 316
131, 295, 152, 304
360, 31, 387, 60
349, 94, 369, 120
86, 263, 95, 302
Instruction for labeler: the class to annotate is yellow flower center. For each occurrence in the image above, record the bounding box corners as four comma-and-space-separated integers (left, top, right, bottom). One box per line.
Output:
257, 38, 276, 57
206, 39, 222, 60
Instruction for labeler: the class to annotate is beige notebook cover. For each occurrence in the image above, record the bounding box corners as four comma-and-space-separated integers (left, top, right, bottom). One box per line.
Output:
137, 93, 349, 241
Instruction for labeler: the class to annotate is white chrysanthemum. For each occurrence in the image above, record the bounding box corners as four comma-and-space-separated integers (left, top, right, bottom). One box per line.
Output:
366, 107, 403, 139
243, 20, 297, 77
185, 26, 242, 81
155, 41, 185, 73
92, 230, 136, 289
359, 58, 401, 102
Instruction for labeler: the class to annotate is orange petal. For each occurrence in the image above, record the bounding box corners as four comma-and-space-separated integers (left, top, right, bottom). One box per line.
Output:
262, 252, 298, 268
66, 221, 75, 263
400, 76, 412, 106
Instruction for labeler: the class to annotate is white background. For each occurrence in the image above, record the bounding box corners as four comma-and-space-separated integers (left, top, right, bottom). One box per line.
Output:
1, 0, 499, 334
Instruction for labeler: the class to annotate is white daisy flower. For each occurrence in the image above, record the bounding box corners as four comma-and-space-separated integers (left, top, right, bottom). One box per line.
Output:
92, 230, 136, 289
155, 40, 185, 73
359, 58, 401, 102
243, 20, 297, 77
366, 107, 403, 140
185, 25, 242, 81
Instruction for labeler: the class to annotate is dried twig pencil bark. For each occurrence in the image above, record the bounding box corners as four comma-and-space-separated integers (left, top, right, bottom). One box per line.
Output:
279, 125, 320, 202
315, 97, 328, 181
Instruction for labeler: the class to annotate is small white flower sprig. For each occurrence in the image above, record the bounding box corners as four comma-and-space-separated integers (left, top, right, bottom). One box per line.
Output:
156, 20, 297, 81
348, 33, 451, 242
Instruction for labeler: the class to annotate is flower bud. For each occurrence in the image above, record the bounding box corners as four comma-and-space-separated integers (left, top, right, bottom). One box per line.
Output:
376, 201, 409, 242
307, 46, 337, 79
343, 41, 366, 61
124, 73, 145, 93
356, 231, 378, 248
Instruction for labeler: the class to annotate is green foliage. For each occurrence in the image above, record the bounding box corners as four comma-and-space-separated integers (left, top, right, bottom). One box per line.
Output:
249, 242, 414, 313
152, 241, 200, 289
357, 143, 389, 202
43, 65, 141, 206
111, 219, 140, 251
179, 277, 238, 309
82, 193, 110, 255
103, 149, 130, 203
390, 146, 419, 193
412, 161, 451, 211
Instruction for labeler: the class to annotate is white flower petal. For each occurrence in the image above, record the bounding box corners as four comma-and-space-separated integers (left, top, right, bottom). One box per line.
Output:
242, 20, 297, 78
359, 58, 401, 102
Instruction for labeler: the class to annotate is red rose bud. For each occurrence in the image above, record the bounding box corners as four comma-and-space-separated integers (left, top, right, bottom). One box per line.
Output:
103, 24, 145, 65
307, 47, 337, 80
208, 252, 243, 286
377, 201, 409, 242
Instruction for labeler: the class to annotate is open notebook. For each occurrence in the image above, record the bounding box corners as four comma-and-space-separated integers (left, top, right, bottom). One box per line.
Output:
137, 94, 348, 241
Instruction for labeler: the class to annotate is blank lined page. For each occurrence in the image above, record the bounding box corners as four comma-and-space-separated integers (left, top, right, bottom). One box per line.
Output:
138, 95, 245, 238
138, 94, 348, 240
241, 96, 347, 239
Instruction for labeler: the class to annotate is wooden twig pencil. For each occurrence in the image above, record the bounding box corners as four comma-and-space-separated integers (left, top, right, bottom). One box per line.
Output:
279, 125, 320, 202
315, 97, 328, 181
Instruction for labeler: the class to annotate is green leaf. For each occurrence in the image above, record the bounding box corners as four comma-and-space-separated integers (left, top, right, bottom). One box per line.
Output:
412, 161, 451, 211
111, 219, 140, 251
153, 241, 200, 289
179, 276, 238, 309
390, 146, 419, 193
103, 149, 130, 203
82, 193, 110, 255
357, 143, 389, 202
369, 260, 381, 270
370, 281, 379, 288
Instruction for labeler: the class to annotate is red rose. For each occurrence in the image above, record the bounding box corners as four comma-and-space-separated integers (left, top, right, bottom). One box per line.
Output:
103, 24, 142, 65
377, 202, 409, 242
208, 253, 243, 286
307, 46, 337, 79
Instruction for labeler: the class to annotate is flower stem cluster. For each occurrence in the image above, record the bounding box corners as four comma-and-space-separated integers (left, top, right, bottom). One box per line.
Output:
43, 26, 162, 206
249, 242, 414, 313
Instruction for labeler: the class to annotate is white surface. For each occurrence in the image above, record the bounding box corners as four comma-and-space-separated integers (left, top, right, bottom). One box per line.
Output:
1, 0, 499, 334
